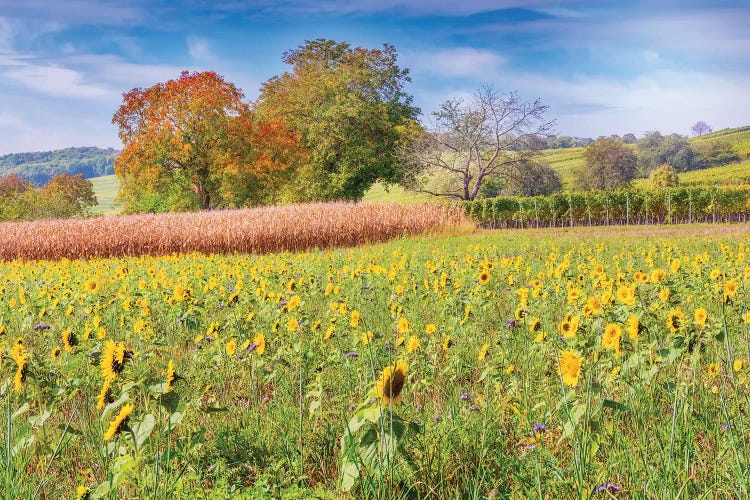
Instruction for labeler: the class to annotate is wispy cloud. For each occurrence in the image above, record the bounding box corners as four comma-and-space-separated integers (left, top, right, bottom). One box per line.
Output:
405, 47, 505, 79
187, 37, 216, 63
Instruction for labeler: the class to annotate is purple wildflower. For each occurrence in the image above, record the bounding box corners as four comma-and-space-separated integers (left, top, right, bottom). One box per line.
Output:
595, 483, 621, 494
532, 423, 548, 433
460, 391, 472, 401
345, 351, 359, 359
246, 343, 259, 353
33, 323, 51, 330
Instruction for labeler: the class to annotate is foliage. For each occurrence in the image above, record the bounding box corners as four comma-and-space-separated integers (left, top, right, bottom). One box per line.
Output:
649, 164, 680, 188
113, 70, 301, 212
637, 132, 706, 175
401, 86, 554, 200
257, 39, 419, 202
577, 138, 637, 190
1, 228, 750, 497
0, 173, 97, 221
0, 147, 118, 186
695, 141, 741, 168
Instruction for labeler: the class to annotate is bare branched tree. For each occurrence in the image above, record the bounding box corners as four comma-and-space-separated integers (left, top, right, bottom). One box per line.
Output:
400, 86, 555, 200
691, 120, 712, 137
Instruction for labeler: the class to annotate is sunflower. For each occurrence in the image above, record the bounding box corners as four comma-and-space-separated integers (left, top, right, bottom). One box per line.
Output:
100, 340, 131, 381
165, 360, 176, 393
96, 378, 112, 410
478, 271, 490, 285
406, 336, 420, 354
694, 307, 708, 328
602, 324, 622, 357
658, 288, 670, 302
442, 336, 452, 351
76, 485, 89, 500
397, 317, 409, 334
707, 363, 719, 378
477, 343, 490, 362
103, 404, 133, 441
724, 281, 739, 303
667, 308, 685, 333
226, 339, 236, 356
62, 329, 77, 353
559, 350, 583, 387
361, 331, 373, 345
323, 325, 335, 340
286, 295, 301, 311
10, 345, 27, 392
376, 360, 408, 406
83, 279, 99, 294
50, 346, 62, 361
528, 318, 541, 333
650, 269, 666, 283
626, 314, 640, 339
425, 323, 436, 335
286, 317, 299, 332
254, 333, 266, 355
171, 284, 190, 303
616, 285, 636, 306
734, 359, 743, 372
558, 315, 579, 338
350, 310, 361, 328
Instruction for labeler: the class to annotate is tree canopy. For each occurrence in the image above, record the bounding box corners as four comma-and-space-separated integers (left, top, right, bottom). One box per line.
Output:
256, 39, 420, 202
577, 138, 637, 191
112, 71, 301, 212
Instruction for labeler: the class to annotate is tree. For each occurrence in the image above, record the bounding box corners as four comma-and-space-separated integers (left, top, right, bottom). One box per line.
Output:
256, 39, 419, 202
622, 133, 637, 144
112, 71, 300, 212
691, 121, 712, 136
649, 164, 680, 188
400, 86, 554, 201
637, 131, 706, 175
38, 173, 98, 218
576, 138, 636, 190
0, 174, 32, 198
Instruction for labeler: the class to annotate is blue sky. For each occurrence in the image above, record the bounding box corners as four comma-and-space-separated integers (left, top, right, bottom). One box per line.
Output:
0, 0, 748, 154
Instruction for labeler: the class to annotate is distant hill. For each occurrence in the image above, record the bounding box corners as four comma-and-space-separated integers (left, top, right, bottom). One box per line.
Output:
0, 147, 120, 186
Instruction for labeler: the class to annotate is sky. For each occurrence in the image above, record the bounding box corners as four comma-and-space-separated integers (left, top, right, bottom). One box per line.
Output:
0, 0, 748, 154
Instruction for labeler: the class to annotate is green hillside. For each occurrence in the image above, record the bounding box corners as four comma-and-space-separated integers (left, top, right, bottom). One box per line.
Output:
0, 147, 118, 186
89, 174, 120, 214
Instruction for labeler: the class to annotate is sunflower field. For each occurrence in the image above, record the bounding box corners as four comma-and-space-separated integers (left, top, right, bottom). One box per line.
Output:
2, 225, 750, 498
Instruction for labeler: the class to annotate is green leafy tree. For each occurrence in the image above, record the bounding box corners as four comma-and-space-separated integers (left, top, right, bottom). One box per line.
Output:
256, 39, 420, 202
649, 164, 680, 188
637, 131, 706, 174
577, 138, 637, 190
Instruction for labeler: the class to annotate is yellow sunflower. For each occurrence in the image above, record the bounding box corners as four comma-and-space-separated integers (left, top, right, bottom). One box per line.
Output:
376, 360, 408, 406
559, 350, 583, 387
103, 404, 134, 441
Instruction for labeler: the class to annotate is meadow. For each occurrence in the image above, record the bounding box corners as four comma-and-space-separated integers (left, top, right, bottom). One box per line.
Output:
2, 221, 750, 498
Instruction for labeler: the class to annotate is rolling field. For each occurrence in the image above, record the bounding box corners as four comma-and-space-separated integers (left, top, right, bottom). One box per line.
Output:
2, 223, 750, 497
89, 175, 119, 215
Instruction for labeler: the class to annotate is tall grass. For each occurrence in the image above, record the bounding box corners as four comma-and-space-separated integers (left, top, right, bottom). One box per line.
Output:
0, 202, 465, 261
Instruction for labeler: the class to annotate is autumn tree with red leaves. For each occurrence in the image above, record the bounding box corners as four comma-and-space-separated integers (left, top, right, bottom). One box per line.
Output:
112, 71, 301, 212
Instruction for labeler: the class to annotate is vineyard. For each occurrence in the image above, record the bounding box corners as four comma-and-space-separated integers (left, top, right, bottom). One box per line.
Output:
464, 185, 750, 228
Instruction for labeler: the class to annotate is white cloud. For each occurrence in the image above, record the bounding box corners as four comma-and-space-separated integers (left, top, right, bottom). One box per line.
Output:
405, 47, 505, 79
5, 64, 114, 99
187, 37, 216, 63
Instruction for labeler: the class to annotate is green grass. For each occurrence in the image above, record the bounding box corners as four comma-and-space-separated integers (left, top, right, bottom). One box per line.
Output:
690, 126, 750, 159
89, 174, 119, 215
360, 182, 432, 204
